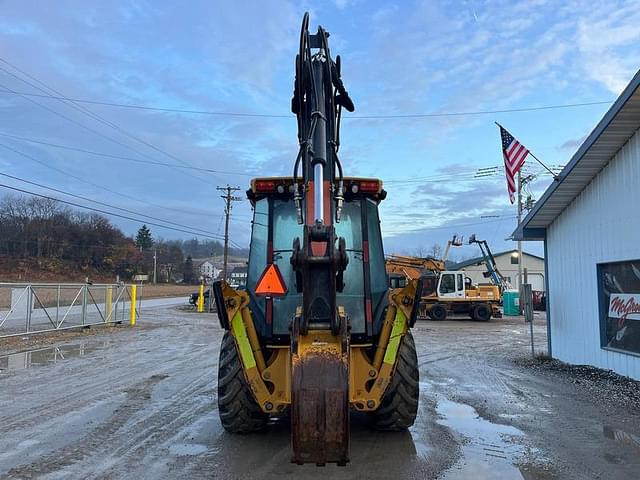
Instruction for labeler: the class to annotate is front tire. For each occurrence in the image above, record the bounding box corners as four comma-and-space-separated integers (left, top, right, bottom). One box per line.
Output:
218, 332, 268, 433
371, 331, 419, 430
429, 304, 447, 321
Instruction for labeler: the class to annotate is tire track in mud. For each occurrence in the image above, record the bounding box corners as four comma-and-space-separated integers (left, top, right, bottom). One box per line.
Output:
0, 365, 162, 432
3, 374, 170, 480
0, 327, 219, 433
3, 363, 218, 480
84, 368, 218, 480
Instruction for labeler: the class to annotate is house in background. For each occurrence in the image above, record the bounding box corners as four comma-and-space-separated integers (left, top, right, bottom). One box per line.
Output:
452, 250, 545, 291
196, 260, 221, 283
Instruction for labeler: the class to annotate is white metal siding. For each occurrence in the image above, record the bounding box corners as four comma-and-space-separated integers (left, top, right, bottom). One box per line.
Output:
458, 253, 545, 290
547, 127, 640, 379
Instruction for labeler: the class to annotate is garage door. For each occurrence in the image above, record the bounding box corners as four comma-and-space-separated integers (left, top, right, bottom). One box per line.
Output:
529, 274, 545, 291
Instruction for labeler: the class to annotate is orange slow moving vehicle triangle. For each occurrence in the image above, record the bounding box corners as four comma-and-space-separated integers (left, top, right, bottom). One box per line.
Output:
255, 263, 288, 297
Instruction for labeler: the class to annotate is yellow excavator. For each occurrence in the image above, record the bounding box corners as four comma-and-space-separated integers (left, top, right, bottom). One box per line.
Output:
386, 237, 502, 321
213, 13, 422, 465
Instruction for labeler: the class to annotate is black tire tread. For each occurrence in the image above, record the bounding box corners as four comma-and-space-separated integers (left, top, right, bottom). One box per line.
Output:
217, 332, 268, 433
371, 331, 419, 430
472, 303, 491, 322
430, 304, 447, 321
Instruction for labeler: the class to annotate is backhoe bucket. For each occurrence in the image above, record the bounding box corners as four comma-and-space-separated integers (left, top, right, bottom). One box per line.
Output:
291, 324, 349, 465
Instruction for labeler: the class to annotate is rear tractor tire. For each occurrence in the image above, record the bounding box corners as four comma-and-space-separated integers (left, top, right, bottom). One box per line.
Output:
471, 303, 492, 322
218, 331, 269, 433
371, 331, 419, 430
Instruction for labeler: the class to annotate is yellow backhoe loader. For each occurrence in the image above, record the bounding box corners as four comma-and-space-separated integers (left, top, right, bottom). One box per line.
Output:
212, 13, 422, 465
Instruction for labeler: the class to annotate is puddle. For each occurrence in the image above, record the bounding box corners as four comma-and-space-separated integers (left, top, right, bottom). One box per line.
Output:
169, 443, 208, 456
603, 425, 640, 453
0, 342, 108, 371
412, 439, 430, 457
437, 399, 532, 479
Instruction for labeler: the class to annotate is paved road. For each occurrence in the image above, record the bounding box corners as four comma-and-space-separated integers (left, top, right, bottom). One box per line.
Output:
0, 308, 638, 479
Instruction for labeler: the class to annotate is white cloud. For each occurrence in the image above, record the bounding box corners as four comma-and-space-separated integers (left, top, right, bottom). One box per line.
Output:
575, 2, 640, 94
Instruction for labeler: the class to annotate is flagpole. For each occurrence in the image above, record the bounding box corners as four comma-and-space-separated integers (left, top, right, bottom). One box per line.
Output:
527, 150, 559, 180
517, 169, 523, 312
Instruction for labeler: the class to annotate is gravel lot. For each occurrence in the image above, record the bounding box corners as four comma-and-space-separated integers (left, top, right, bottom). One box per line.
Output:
1, 307, 639, 479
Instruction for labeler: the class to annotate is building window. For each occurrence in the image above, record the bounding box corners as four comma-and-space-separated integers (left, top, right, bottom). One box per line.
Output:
598, 259, 640, 356
511, 253, 519, 265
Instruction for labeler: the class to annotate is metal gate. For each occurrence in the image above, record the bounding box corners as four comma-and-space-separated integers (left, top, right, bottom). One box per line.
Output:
0, 283, 140, 338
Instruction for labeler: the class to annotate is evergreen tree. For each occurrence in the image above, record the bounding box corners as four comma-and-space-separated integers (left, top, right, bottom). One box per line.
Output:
135, 224, 153, 250
183, 255, 195, 283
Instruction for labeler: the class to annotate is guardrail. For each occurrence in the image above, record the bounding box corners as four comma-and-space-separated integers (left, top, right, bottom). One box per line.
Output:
0, 283, 141, 338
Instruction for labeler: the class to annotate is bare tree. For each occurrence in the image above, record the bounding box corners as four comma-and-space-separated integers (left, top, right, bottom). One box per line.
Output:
413, 245, 427, 257
428, 243, 443, 259
0, 193, 142, 279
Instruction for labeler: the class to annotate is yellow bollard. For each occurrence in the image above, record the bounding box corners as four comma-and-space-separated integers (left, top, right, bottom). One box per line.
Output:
130, 284, 137, 326
105, 286, 113, 326
197, 284, 205, 313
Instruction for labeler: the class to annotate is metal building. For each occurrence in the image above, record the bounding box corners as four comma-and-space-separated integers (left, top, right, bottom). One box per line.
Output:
515, 69, 640, 380
452, 249, 545, 291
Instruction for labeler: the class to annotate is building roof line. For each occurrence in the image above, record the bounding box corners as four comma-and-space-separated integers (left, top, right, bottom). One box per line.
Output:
515, 67, 640, 240
452, 249, 544, 270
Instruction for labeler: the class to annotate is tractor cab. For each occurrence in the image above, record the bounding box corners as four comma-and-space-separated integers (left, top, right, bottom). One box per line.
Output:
437, 271, 467, 298
421, 271, 499, 301
420, 271, 466, 299
245, 177, 389, 344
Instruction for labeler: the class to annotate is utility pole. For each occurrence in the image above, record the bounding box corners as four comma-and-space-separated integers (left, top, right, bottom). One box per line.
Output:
216, 185, 242, 282
153, 248, 157, 284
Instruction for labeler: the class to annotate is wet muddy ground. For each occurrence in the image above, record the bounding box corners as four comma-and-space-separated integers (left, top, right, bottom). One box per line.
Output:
1, 306, 639, 479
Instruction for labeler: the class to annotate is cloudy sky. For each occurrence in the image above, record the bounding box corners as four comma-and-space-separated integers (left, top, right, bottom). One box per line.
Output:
1, 0, 640, 259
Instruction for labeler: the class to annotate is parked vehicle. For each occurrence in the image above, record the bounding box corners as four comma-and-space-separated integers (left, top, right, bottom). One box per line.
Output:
188, 289, 209, 305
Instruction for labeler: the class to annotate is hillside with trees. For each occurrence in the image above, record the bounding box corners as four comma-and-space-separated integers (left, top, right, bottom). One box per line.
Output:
0, 194, 247, 282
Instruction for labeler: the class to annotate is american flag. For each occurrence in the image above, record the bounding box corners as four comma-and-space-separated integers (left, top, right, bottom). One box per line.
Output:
499, 125, 529, 204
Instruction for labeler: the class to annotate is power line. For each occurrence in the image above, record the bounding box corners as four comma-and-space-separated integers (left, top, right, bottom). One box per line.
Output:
0, 182, 228, 240
0, 132, 255, 176
0, 88, 292, 118
0, 59, 209, 185
0, 172, 234, 239
3, 129, 560, 186
385, 166, 501, 184
0, 79, 210, 186
0, 142, 214, 218
349, 101, 612, 119
0, 88, 613, 119
383, 215, 518, 233
0, 130, 501, 185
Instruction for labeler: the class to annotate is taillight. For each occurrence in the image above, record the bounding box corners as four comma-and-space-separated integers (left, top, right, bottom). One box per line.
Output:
254, 180, 277, 192
359, 180, 380, 193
